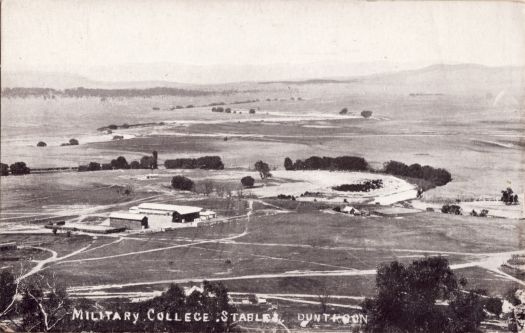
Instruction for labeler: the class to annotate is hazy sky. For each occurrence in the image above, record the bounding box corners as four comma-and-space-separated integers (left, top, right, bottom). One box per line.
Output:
2, 0, 524, 82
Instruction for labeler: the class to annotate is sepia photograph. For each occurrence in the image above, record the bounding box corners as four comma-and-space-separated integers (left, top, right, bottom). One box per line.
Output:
0, 0, 524, 332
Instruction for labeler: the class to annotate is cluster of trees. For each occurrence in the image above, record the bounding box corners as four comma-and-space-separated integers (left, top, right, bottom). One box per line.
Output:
284, 156, 369, 172
332, 179, 383, 192
470, 209, 489, 217
277, 194, 296, 200
1, 162, 31, 176
441, 204, 462, 215
383, 160, 452, 186
171, 176, 195, 191
164, 156, 224, 170
501, 187, 519, 205
362, 257, 499, 333
0, 270, 235, 333
211, 107, 232, 113
79, 152, 158, 172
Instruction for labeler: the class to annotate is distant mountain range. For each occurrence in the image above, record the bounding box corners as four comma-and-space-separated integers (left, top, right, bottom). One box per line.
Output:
2, 64, 524, 95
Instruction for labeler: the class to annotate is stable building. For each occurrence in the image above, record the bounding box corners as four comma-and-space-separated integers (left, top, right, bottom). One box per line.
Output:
109, 212, 149, 230
132, 203, 203, 223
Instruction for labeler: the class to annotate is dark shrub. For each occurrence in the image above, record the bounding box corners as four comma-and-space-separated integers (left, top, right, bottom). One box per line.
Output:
87, 162, 101, 171
164, 156, 224, 170
36, 141, 47, 147
361, 110, 373, 118
171, 176, 194, 191
241, 176, 255, 187
283, 157, 294, 170
249, 109, 256, 114
108, 124, 118, 130
442, 204, 462, 215
9, 162, 30, 175
483, 297, 502, 316
111, 156, 129, 169
130, 161, 141, 169
69, 138, 79, 145
0, 163, 8, 176
339, 108, 348, 115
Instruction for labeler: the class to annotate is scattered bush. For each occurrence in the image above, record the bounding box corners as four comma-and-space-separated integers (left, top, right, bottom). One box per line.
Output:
442, 204, 462, 215
112, 135, 124, 140
241, 176, 255, 187
36, 141, 47, 147
171, 176, 194, 191
9, 161, 30, 175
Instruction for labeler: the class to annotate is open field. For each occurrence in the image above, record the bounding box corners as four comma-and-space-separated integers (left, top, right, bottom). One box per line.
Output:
1, 65, 524, 332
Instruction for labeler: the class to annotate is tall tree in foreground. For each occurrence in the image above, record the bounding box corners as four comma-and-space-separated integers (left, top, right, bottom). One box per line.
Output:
362, 257, 485, 333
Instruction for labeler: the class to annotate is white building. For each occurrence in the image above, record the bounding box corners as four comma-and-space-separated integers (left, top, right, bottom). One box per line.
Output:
130, 203, 203, 222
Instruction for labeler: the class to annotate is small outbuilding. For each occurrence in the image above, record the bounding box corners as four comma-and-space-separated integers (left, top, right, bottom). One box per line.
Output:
341, 206, 361, 215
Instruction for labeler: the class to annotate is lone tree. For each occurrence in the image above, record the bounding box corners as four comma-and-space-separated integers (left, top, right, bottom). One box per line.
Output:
339, 108, 348, 115
0, 163, 8, 176
171, 175, 194, 191
36, 141, 47, 147
254, 160, 272, 179
361, 110, 373, 118
68, 138, 79, 145
362, 257, 485, 333
284, 157, 294, 170
241, 176, 255, 188
501, 187, 519, 205
10, 161, 30, 175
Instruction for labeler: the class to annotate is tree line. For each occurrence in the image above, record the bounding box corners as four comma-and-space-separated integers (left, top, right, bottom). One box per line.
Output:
0, 162, 31, 176
284, 156, 369, 172
283, 156, 452, 187
164, 156, 224, 170
78, 152, 158, 172
1, 87, 223, 99
383, 160, 452, 186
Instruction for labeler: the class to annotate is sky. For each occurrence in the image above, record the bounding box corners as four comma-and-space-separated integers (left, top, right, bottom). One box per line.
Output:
2, 0, 525, 83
